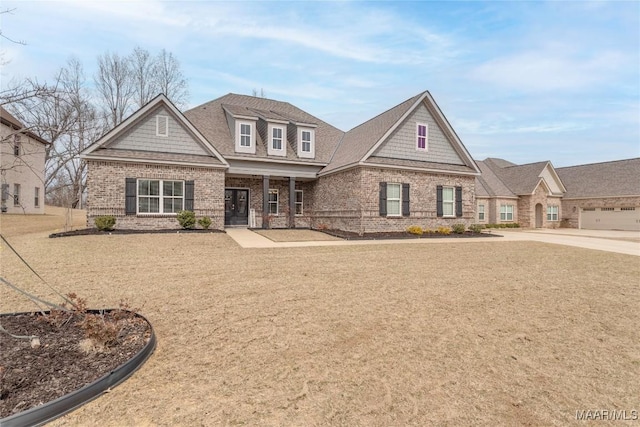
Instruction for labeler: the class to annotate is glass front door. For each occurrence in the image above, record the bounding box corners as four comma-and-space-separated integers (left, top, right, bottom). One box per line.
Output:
224, 189, 249, 226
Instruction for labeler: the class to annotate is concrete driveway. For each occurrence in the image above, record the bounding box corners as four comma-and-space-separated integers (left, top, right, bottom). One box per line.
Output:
225, 228, 640, 256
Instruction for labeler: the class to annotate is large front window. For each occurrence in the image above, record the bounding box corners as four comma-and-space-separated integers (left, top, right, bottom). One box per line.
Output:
240, 123, 251, 147
442, 187, 454, 216
386, 183, 401, 216
138, 179, 184, 214
547, 205, 558, 221
268, 189, 279, 215
500, 205, 514, 221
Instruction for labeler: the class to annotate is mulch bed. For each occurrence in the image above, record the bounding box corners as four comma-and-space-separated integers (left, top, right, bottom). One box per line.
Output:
50, 228, 223, 238
320, 229, 502, 240
0, 311, 151, 419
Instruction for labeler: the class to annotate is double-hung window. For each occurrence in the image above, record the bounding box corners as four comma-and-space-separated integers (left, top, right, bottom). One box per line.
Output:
500, 205, 514, 221
416, 123, 428, 151
386, 183, 401, 216
13, 184, 20, 206
301, 130, 312, 153
295, 190, 303, 215
34, 187, 40, 208
547, 205, 558, 221
442, 187, 455, 216
138, 179, 184, 214
268, 189, 279, 215
272, 127, 283, 150
478, 204, 485, 221
13, 135, 21, 156
240, 123, 252, 147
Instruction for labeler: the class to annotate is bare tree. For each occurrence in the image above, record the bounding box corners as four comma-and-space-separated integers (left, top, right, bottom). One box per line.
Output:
94, 52, 135, 128
130, 47, 158, 109
154, 49, 189, 108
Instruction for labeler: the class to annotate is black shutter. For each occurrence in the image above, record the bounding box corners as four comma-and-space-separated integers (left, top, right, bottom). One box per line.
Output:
379, 182, 387, 216
184, 180, 194, 211
455, 186, 463, 217
436, 185, 443, 217
402, 183, 410, 216
125, 178, 137, 215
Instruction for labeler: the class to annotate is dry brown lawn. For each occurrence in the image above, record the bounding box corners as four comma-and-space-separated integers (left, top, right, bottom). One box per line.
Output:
255, 229, 341, 242
1, 212, 639, 426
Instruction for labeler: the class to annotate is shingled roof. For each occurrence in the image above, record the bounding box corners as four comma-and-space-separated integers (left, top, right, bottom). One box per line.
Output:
0, 105, 50, 145
475, 160, 517, 198
556, 158, 640, 198
185, 94, 344, 164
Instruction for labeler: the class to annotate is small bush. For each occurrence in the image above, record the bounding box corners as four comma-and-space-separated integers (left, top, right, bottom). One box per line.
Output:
176, 210, 196, 229
94, 215, 116, 231
451, 223, 466, 234
406, 225, 423, 235
423, 228, 433, 234
468, 224, 483, 233
436, 226, 451, 235
198, 216, 212, 229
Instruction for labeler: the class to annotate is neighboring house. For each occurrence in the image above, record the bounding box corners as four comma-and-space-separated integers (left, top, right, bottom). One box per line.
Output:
475, 158, 566, 228
556, 158, 640, 231
475, 157, 640, 231
0, 106, 49, 214
81, 91, 481, 233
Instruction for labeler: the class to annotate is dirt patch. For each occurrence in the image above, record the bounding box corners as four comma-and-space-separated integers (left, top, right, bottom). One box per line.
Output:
1, 211, 639, 426
254, 229, 342, 242
322, 228, 500, 240
49, 228, 223, 238
0, 311, 151, 419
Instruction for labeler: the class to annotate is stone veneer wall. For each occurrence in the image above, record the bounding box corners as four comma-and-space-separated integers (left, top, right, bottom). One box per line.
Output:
518, 183, 563, 228
314, 167, 476, 234
224, 177, 314, 228
86, 160, 225, 230
561, 196, 640, 228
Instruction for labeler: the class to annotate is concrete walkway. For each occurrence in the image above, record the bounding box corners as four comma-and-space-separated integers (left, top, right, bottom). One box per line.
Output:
224, 228, 640, 256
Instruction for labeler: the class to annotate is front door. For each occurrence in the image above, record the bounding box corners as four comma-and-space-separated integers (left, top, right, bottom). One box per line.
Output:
225, 189, 249, 226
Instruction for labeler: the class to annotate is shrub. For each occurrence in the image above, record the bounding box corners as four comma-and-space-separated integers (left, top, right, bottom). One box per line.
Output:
423, 228, 433, 234
198, 216, 212, 229
451, 223, 466, 234
436, 226, 451, 235
94, 215, 116, 231
406, 225, 423, 235
176, 210, 196, 229
468, 224, 483, 233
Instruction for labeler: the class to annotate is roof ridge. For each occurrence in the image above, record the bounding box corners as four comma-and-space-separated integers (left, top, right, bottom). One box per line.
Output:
556, 157, 640, 169
345, 91, 426, 133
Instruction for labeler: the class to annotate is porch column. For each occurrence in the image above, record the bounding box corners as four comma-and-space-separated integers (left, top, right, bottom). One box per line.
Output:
262, 175, 270, 229
289, 177, 296, 229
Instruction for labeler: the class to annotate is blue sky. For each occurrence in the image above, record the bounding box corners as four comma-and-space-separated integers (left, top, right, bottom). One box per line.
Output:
1, 0, 638, 167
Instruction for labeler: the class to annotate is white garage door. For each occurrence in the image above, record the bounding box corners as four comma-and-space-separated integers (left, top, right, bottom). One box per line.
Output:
580, 207, 640, 231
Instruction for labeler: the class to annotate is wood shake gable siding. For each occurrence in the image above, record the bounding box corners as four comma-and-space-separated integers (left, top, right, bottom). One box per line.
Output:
373, 103, 465, 166
108, 106, 209, 156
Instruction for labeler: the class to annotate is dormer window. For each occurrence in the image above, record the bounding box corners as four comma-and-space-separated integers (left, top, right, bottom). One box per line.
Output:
272, 127, 283, 150
235, 120, 256, 153
297, 127, 315, 158
301, 131, 312, 152
156, 115, 169, 137
416, 123, 428, 151
240, 123, 251, 147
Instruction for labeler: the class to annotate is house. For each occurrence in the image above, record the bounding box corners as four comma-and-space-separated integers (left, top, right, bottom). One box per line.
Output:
475, 157, 640, 231
475, 158, 566, 228
0, 106, 49, 214
556, 158, 640, 231
81, 91, 481, 233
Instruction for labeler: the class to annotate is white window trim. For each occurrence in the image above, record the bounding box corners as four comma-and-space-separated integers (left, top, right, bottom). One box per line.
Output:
297, 127, 315, 158
416, 122, 428, 151
268, 188, 279, 215
547, 205, 559, 221
267, 124, 286, 157
136, 179, 184, 215
156, 115, 169, 137
442, 186, 455, 218
386, 183, 402, 217
235, 120, 256, 153
500, 204, 514, 221
295, 190, 303, 216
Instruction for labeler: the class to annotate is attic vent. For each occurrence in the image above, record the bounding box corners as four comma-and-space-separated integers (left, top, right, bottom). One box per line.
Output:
156, 115, 169, 137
